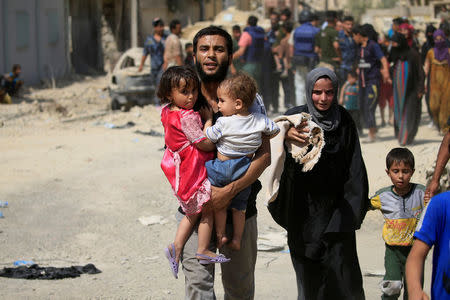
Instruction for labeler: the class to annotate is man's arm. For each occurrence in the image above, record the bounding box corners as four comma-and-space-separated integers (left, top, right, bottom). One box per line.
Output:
380, 56, 391, 84
426, 130, 450, 199
138, 55, 147, 72
176, 54, 183, 66
211, 136, 271, 210
405, 239, 431, 300
232, 45, 247, 60
332, 40, 341, 62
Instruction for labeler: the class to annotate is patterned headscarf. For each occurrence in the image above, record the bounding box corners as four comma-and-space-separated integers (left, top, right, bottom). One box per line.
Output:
399, 23, 414, 47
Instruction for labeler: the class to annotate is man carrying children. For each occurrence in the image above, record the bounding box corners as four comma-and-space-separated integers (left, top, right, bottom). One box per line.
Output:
176, 26, 270, 299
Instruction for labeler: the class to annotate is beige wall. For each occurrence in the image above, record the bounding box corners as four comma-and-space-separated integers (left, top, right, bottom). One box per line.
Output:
0, 0, 69, 84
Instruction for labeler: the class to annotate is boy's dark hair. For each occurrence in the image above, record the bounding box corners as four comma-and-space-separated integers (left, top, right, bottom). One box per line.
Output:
185, 42, 193, 50
282, 21, 294, 33
193, 26, 233, 55
218, 72, 256, 108
12, 64, 21, 72
362, 23, 379, 41
247, 15, 258, 27
157, 66, 200, 104
352, 25, 368, 37
281, 8, 291, 19
343, 16, 354, 22
386, 148, 415, 170
232, 25, 241, 32
169, 19, 181, 31
348, 70, 357, 78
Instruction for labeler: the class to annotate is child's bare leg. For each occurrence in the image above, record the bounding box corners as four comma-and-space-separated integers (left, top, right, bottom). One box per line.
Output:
214, 208, 228, 248
195, 207, 218, 258
171, 214, 200, 263
229, 209, 246, 251
380, 105, 386, 126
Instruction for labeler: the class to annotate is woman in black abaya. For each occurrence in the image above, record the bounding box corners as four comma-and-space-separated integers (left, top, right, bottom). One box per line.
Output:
275, 67, 369, 300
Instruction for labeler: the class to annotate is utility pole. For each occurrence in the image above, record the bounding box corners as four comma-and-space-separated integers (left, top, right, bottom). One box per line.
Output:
131, 0, 137, 48
199, 0, 205, 21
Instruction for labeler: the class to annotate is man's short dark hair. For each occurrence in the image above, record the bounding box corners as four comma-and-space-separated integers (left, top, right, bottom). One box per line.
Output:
270, 11, 280, 18
343, 16, 354, 22
281, 8, 291, 19
393, 17, 404, 25
152, 17, 164, 27
282, 21, 294, 33
352, 25, 368, 37
169, 19, 181, 31
326, 10, 337, 22
232, 25, 241, 32
193, 26, 233, 55
248, 15, 258, 27
12, 64, 21, 72
386, 148, 415, 170
184, 42, 193, 50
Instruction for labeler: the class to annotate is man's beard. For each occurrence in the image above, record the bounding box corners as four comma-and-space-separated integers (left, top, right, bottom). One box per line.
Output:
195, 59, 229, 83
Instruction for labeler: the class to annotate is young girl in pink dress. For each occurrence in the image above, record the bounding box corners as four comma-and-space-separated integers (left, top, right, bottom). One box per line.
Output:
158, 66, 230, 279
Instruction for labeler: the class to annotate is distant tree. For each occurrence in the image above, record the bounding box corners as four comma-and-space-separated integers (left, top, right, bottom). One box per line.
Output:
377, 0, 397, 9
346, 0, 370, 19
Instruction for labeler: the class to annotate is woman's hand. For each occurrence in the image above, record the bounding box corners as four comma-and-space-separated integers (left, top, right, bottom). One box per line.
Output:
286, 121, 310, 144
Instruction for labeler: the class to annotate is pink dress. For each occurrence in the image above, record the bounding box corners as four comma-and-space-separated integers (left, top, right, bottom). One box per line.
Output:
160, 105, 214, 215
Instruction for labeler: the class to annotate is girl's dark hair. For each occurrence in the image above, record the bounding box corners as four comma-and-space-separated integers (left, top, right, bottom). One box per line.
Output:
157, 66, 200, 104
386, 147, 415, 170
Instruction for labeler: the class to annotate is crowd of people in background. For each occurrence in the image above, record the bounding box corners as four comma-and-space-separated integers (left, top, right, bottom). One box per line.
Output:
224, 9, 450, 145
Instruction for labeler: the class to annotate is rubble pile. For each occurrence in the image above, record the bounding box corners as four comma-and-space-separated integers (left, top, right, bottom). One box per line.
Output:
181, 6, 267, 43
425, 163, 450, 194
0, 74, 161, 135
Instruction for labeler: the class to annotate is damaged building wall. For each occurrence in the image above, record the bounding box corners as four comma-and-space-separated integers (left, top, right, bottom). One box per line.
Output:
69, 0, 103, 74
0, 0, 70, 85
138, 0, 222, 41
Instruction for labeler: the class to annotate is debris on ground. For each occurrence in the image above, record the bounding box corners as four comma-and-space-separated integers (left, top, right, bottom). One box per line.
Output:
134, 129, 163, 137
138, 215, 168, 226
0, 263, 101, 280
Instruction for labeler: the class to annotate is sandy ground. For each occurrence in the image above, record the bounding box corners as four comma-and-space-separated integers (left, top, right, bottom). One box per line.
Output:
0, 75, 442, 299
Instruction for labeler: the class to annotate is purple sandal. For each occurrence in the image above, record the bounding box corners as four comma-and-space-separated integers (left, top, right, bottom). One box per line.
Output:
164, 243, 179, 279
196, 253, 231, 265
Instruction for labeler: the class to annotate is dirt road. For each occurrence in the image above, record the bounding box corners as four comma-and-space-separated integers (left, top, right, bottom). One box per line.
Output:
0, 76, 439, 298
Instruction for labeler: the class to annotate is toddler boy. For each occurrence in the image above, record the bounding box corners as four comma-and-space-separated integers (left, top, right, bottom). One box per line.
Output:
205, 73, 279, 251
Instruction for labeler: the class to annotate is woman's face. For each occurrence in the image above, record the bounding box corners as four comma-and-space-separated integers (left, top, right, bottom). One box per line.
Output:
399, 27, 409, 38
311, 77, 335, 111
435, 35, 444, 42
